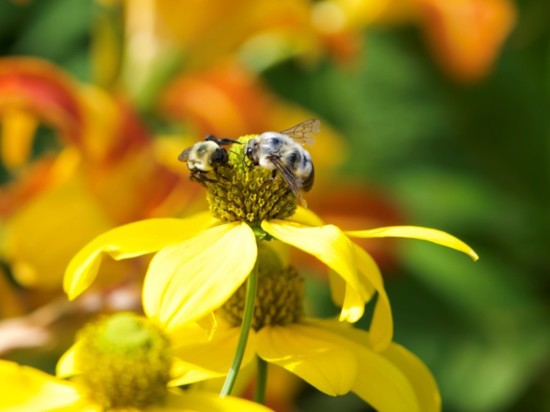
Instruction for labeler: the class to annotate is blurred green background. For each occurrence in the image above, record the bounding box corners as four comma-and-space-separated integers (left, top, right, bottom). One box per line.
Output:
0, 0, 548, 411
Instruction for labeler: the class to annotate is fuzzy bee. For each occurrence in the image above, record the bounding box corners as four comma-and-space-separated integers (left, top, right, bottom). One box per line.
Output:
178, 134, 239, 185
245, 119, 320, 206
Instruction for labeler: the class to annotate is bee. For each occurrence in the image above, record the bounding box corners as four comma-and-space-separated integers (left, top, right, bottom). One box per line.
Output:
245, 119, 320, 206
178, 134, 239, 185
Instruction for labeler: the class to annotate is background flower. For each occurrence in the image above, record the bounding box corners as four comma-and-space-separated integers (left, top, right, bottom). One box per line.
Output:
0, 312, 273, 412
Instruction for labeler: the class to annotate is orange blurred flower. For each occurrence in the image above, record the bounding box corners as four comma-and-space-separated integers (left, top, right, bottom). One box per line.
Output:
413, 0, 516, 82
314, 0, 515, 81
95, 0, 371, 108
0, 58, 201, 291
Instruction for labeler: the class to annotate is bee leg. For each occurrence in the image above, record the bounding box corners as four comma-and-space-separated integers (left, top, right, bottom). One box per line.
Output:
190, 173, 208, 187
256, 170, 277, 192
190, 171, 217, 187
214, 171, 233, 184
243, 157, 256, 171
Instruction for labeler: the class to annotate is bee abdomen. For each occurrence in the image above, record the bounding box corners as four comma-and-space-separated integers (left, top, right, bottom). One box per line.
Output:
287, 149, 300, 167
301, 162, 314, 192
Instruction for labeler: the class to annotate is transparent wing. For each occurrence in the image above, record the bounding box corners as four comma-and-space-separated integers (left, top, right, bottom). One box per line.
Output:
270, 156, 306, 206
279, 119, 320, 146
178, 147, 192, 162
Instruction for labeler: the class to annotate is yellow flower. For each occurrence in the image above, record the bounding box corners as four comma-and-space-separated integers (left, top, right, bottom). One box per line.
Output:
65, 133, 477, 352
0, 312, 271, 412
162, 245, 441, 412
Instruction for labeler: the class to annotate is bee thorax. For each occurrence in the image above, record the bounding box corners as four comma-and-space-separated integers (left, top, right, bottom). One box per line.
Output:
259, 157, 278, 170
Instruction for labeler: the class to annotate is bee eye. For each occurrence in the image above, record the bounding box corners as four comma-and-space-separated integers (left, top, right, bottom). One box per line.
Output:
245, 142, 255, 155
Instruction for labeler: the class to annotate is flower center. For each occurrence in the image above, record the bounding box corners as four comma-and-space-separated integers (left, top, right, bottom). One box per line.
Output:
206, 135, 297, 224
74, 312, 172, 409
220, 243, 304, 330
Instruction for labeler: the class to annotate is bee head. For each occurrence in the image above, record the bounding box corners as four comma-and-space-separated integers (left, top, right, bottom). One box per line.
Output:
244, 138, 259, 163
210, 147, 229, 165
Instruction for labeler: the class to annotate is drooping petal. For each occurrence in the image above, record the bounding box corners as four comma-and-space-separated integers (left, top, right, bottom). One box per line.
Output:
169, 324, 256, 386
262, 220, 369, 323
307, 319, 432, 412
143, 223, 257, 332
0, 360, 84, 411
256, 323, 358, 396
327, 270, 346, 307
64, 212, 215, 300
353, 245, 393, 351
161, 390, 273, 412
381, 343, 441, 412
326, 271, 374, 338
346, 225, 479, 261
351, 353, 425, 412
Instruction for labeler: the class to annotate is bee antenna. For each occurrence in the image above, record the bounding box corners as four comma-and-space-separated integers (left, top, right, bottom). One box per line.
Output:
217, 138, 241, 145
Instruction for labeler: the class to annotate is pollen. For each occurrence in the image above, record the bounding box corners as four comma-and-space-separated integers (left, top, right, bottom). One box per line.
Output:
220, 243, 304, 330
73, 312, 172, 409
206, 135, 297, 224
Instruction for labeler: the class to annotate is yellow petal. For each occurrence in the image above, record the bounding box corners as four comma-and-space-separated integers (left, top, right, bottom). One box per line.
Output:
170, 324, 256, 386
0, 360, 83, 411
328, 268, 376, 309
262, 220, 370, 323
346, 226, 479, 261
381, 343, 441, 412
327, 270, 346, 307
256, 323, 358, 396
353, 245, 393, 351
56, 342, 81, 378
351, 351, 422, 412
195, 312, 218, 340
286, 206, 325, 226
64, 212, 215, 300
160, 390, 273, 412
307, 319, 427, 412
143, 223, 257, 332
170, 358, 227, 387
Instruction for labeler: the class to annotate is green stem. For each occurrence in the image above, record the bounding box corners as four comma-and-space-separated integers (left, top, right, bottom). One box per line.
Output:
220, 261, 258, 396
254, 356, 268, 404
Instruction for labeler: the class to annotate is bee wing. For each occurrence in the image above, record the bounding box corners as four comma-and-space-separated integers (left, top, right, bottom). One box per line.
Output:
279, 119, 320, 146
178, 147, 192, 162
270, 156, 307, 207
